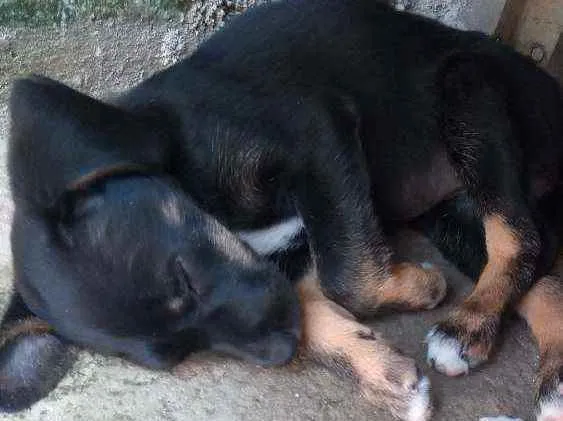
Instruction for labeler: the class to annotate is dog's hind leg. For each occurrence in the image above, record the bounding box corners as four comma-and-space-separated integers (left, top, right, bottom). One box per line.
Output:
298, 268, 432, 421
426, 53, 542, 375
517, 265, 563, 421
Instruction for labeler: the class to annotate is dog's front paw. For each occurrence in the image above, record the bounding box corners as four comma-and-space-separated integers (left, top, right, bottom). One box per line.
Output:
359, 359, 433, 421
300, 271, 434, 421
404, 376, 433, 421
537, 377, 562, 421
533, 349, 563, 421
479, 417, 523, 421
538, 394, 563, 421
425, 327, 469, 376
377, 262, 447, 312
425, 312, 499, 376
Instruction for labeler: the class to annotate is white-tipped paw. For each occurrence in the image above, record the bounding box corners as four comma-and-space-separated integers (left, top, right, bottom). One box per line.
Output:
425, 327, 469, 376
406, 376, 432, 421
479, 417, 523, 421
538, 383, 563, 421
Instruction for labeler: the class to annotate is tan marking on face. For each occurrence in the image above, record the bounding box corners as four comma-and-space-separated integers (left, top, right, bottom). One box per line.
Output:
0, 318, 53, 348
68, 163, 149, 191
464, 214, 521, 314
161, 196, 183, 226
297, 268, 428, 418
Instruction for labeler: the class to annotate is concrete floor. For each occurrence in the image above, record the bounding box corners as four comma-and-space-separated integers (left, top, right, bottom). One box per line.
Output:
0, 3, 540, 420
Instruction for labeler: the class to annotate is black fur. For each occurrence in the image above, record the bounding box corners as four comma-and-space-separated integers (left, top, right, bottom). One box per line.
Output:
2, 0, 562, 413
0, 294, 75, 412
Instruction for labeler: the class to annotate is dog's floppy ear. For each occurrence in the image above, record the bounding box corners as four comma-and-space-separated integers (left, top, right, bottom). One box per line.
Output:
0, 291, 75, 412
8, 75, 168, 210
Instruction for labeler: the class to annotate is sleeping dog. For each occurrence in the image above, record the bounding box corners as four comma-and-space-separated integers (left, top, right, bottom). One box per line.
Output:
1, 1, 562, 420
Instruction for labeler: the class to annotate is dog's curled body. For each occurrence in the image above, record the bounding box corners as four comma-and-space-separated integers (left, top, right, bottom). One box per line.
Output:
1, 1, 563, 420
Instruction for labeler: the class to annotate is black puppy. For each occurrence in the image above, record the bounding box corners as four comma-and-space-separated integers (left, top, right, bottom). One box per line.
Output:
1, 1, 562, 420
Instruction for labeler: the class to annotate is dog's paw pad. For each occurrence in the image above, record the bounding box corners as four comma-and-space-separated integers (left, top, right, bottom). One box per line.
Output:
479, 417, 523, 421
405, 376, 432, 421
538, 383, 563, 421
425, 327, 468, 376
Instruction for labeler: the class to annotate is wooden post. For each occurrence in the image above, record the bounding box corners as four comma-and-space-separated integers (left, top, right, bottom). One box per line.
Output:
495, 0, 563, 78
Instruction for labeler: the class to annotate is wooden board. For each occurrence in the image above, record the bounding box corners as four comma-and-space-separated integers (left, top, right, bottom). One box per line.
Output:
495, 0, 563, 68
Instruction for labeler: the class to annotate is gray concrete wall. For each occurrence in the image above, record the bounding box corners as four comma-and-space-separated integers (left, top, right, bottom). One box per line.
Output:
0, 0, 507, 30
394, 0, 506, 32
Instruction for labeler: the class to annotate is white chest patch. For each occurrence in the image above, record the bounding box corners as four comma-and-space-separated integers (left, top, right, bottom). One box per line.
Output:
237, 217, 305, 255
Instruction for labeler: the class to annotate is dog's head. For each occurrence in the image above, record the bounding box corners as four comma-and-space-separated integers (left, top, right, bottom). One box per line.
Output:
0, 76, 300, 411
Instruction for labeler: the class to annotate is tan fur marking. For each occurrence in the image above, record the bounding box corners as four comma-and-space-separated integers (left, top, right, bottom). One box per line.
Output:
517, 269, 563, 400
518, 275, 563, 350
464, 214, 521, 314
355, 256, 391, 300
376, 263, 447, 310
359, 262, 446, 312
337, 243, 445, 314
430, 215, 524, 365
447, 307, 495, 336
484, 214, 520, 260
299, 269, 366, 353
68, 163, 150, 191
0, 318, 53, 348
298, 268, 429, 418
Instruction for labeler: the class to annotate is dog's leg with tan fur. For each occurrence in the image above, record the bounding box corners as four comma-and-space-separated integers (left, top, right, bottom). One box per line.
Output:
479, 271, 563, 421
427, 214, 539, 374
298, 269, 432, 421
416, 190, 561, 421
426, 54, 542, 376
517, 268, 563, 421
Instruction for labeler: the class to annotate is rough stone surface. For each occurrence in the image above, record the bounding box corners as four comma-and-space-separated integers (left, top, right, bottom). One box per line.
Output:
0, 2, 539, 420
393, 0, 506, 32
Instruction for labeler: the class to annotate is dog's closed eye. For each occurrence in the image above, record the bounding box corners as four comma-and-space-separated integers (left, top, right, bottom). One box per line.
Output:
170, 254, 201, 298
156, 255, 203, 318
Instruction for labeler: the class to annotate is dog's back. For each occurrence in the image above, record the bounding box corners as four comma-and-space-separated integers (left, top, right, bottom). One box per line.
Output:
126, 0, 563, 222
